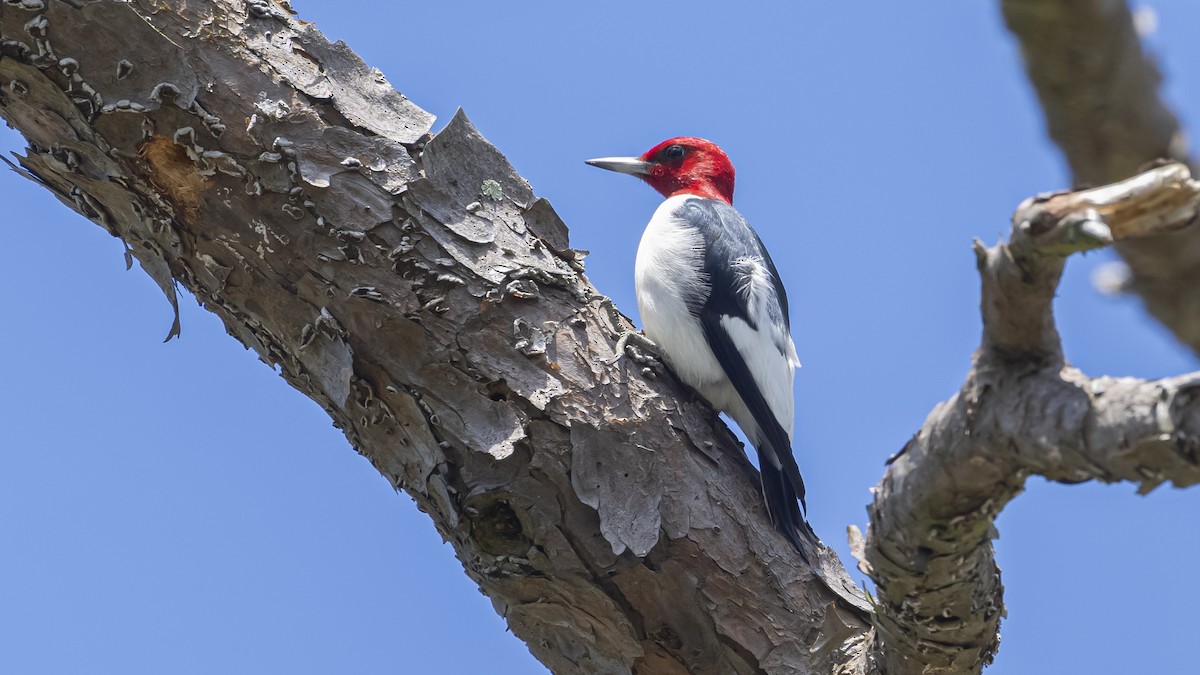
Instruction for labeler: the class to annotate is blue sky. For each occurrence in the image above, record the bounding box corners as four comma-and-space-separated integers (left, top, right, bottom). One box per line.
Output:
2, 1, 1198, 673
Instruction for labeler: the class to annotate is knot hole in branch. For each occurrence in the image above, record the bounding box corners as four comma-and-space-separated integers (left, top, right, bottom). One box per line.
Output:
467, 494, 532, 558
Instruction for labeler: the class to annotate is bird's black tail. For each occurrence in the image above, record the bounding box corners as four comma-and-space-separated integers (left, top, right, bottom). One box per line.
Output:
760, 460, 815, 561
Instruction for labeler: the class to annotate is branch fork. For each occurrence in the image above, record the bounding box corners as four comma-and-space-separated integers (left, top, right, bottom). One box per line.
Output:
865, 162, 1200, 674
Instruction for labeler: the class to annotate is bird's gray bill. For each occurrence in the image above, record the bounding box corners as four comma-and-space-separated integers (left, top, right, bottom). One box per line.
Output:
585, 156, 652, 176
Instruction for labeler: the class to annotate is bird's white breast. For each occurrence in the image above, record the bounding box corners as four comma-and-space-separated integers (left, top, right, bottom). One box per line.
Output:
634, 195, 727, 390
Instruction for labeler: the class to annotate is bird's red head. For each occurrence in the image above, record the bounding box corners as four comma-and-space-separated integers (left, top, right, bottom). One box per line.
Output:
638, 137, 736, 204
586, 137, 736, 204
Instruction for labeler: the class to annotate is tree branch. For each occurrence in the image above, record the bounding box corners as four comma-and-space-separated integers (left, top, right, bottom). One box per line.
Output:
0, 2, 872, 673
1001, 0, 1200, 354
863, 163, 1200, 674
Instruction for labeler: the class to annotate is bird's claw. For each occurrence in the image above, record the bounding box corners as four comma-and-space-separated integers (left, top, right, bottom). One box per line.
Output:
607, 331, 661, 375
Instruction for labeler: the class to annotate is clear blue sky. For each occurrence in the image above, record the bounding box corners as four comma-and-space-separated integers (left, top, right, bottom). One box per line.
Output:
2, 2, 1197, 673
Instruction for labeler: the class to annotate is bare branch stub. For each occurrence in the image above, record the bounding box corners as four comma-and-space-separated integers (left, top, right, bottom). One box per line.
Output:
865, 163, 1200, 675
979, 163, 1200, 361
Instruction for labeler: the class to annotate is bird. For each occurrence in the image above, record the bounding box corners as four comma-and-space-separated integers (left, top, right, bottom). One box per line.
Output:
586, 137, 811, 555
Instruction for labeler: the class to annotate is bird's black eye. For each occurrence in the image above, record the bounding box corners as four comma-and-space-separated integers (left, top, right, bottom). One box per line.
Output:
663, 144, 687, 162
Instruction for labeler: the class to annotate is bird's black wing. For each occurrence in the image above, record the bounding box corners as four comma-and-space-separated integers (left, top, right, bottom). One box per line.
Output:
677, 198, 810, 547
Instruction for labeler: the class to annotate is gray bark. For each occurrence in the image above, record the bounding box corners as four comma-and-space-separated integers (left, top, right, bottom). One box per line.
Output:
862, 165, 1200, 674
2, 1, 1198, 674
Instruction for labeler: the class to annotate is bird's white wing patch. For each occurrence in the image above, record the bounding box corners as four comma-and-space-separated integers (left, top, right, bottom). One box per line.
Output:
719, 314, 796, 440
717, 256, 799, 437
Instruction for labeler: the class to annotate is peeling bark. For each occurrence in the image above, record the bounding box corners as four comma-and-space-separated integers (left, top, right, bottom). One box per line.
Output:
0, 2, 870, 673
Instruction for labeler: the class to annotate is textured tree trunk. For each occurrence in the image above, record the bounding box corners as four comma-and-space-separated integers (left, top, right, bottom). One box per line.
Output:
2, 2, 1198, 674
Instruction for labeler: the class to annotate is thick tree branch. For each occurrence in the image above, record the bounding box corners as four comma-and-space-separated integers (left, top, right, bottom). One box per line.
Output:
1001, 0, 1200, 354
863, 163, 1200, 674
0, 2, 872, 673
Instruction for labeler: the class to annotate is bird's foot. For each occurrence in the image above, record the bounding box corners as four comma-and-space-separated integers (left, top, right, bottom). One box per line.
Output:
608, 331, 662, 377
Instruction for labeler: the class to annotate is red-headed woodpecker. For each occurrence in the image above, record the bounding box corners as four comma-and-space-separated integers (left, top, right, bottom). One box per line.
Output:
587, 137, 811, 554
